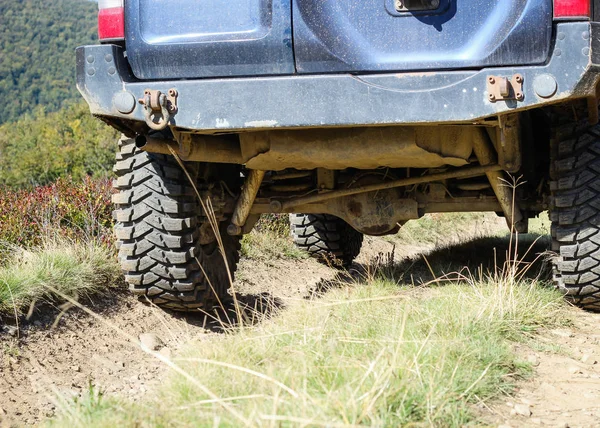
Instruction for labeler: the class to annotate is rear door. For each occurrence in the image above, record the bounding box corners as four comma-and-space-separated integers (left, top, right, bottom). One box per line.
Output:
292, 0, 553, 73
125, 0, 294, 79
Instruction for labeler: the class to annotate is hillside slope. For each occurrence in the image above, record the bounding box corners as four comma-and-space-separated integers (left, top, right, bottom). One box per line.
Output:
0, 0, 97, 124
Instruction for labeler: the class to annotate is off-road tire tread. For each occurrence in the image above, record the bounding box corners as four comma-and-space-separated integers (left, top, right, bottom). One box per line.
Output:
550, 120, 600, 311
290, 214, 363, 266
113, 137, 240, 311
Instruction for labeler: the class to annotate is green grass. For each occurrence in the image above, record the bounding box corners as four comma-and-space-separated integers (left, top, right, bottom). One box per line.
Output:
51, 274, 565, 427
241, 230, 308, 261
45, 210, 562, 426
0, 240, 121, 314
392, 212, 506, 248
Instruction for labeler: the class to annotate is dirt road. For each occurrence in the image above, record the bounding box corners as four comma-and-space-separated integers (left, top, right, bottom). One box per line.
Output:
1, 231, 599, 427
484, 310, 600, 428
0, 251, 339, 424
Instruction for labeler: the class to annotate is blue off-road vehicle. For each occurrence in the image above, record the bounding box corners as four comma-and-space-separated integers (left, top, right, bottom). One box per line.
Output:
78, 0, 600, 311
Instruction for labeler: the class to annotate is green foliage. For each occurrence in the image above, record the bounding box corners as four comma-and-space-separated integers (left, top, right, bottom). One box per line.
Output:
0, 173, 117, 314
0, 0, 98, 124
0, 103, 117, 187
0, 0, 117, 189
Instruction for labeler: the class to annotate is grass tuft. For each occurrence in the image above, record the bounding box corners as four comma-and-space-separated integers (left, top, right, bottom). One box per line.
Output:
241, 229, 308, 261
50, 276, 565, 427
0, 240, 121, 314
241, 214, 308, 261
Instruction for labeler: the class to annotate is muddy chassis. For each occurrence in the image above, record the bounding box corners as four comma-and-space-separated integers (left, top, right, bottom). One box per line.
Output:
78, 22, 600, 311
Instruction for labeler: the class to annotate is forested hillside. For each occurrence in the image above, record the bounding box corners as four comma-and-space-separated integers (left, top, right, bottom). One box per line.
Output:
0, 103, 116, 187
0, 0, 98, 124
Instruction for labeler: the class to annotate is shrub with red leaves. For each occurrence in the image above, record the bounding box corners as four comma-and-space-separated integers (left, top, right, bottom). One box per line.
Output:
0, 176, 113, 250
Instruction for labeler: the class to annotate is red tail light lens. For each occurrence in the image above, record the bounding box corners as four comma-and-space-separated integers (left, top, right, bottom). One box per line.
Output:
553, 0, 591, 18
98, 0, 124, 41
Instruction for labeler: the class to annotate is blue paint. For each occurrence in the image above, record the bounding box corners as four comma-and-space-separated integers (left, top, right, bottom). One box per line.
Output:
292, 0, 553, 73
125, 0, 295, 79
77, 23, 599, 132
124, 0, 552, 80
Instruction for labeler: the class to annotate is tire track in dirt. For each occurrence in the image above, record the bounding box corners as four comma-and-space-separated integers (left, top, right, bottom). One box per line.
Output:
484, 310, 600, 428
0, 255, 337, 425
4, 227, 598, 427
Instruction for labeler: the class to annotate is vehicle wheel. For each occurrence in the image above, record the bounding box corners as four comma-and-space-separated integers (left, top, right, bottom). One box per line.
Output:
550, 121, 600, 311
290, 214, 363, 266
112, 137, 241, 311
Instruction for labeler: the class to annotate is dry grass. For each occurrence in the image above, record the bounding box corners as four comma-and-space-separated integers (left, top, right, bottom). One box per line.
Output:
393, 212, 506, 248
0, 239, 121, 315
49, 231, 566, 427
241, 214, 307, 261
241, 229, 308, 261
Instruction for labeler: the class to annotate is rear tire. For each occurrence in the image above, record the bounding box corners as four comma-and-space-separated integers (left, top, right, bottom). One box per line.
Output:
112, 137, 240, 311
550, 122, 600, 311
290, 214, 363, 266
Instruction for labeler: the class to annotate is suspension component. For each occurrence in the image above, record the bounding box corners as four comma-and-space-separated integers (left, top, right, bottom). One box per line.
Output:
472, 128, 527, 233
227, 170, 266, 236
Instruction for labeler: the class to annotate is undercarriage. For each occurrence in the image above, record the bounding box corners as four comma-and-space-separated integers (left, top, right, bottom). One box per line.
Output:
107, 95, 600, 312
134, 109, 551, 238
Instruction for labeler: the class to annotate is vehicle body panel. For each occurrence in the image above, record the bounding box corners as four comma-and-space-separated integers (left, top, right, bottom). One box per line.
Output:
292, 0, 553, 73
125, 0, 294, 79
124, 0, 552, 80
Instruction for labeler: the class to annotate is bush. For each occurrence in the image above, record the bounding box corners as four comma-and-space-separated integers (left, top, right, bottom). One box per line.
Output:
0, 176, 113, 257
252, 213, 290, 237
0, 103, 118, 188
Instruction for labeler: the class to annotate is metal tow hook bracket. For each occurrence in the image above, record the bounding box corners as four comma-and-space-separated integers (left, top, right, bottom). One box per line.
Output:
395, 0, 440, 12
487, 74, 524, 103
139, 89, 178, 130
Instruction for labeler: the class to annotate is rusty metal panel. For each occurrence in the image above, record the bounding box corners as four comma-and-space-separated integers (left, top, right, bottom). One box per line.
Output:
239, 127, 475, 170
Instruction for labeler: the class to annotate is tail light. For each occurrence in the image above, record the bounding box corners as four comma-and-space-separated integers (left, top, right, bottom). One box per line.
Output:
553, 0, 591, 19
98, 0, 125, 41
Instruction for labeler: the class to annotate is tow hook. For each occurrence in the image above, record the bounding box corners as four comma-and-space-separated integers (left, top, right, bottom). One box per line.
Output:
139, 89, 178, 130
487, 74, 524, 103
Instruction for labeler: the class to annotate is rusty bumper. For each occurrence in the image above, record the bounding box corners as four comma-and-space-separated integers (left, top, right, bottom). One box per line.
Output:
77, 22, 600, 133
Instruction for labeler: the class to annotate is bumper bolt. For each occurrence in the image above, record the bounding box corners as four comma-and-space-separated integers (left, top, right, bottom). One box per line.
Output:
113, 91, 137, 114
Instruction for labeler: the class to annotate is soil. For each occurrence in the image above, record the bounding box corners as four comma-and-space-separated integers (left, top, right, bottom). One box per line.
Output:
482, 309, 600, 428
0, 254, 343, 426
1, 233, 599, 427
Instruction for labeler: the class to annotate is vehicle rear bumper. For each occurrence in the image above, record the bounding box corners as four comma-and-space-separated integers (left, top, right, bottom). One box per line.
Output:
77, 22, 600, 133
